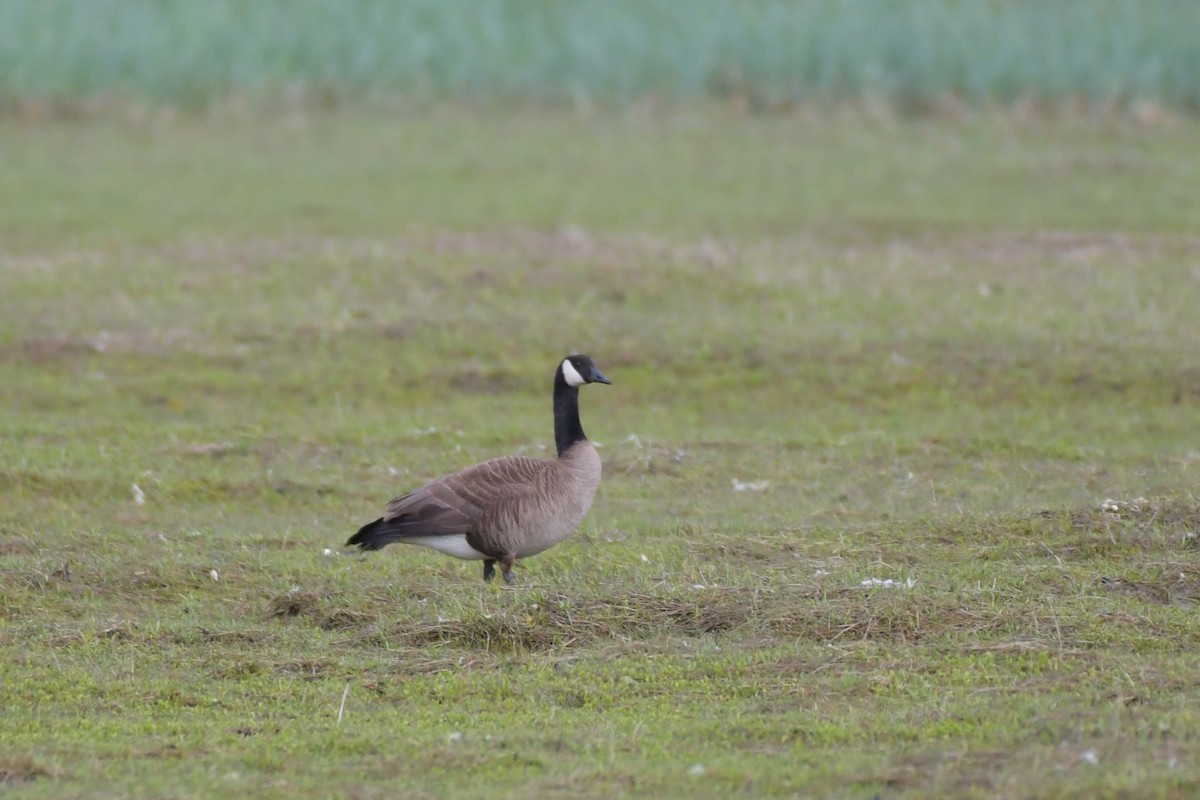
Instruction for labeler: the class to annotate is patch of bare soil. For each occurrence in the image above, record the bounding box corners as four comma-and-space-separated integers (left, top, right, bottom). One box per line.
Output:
0, 755, 58, 787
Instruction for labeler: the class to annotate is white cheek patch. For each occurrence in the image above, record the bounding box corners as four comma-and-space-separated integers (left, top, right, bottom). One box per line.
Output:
561, 358, 586, 387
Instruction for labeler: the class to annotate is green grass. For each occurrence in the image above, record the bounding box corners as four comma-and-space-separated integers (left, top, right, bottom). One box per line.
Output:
2, 109, 1200, 798
3, 0, 1200, 113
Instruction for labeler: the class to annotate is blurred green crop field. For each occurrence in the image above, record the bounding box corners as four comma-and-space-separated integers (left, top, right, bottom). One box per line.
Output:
2, 109, 1200, 798
3, 0, 1200, 114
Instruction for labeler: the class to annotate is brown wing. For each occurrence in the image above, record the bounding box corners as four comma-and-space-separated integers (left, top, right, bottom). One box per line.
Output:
382, 455, 553, 536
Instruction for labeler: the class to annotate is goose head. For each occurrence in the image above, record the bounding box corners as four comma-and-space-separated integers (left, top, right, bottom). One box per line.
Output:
559, 354, 612, 388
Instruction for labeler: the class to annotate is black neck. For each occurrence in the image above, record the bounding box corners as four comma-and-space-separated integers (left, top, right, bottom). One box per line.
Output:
553, 373, 586, 456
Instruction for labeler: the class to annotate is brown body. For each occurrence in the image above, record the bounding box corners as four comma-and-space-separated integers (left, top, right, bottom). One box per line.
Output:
377, 440, 601, 560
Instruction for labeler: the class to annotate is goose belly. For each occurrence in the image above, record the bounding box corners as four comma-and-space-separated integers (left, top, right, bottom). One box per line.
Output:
404, 534, 489, 560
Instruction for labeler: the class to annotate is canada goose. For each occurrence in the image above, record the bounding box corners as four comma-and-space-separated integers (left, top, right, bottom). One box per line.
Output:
347, 355, 611, 584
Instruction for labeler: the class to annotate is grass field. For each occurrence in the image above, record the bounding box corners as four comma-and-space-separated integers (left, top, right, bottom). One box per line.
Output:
2, 109, 1200, 798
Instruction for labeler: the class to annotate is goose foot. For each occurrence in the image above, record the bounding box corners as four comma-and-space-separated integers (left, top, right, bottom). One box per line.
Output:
483, 560, 496, 582
503, 569, 517, 585
500, 554, 517, 585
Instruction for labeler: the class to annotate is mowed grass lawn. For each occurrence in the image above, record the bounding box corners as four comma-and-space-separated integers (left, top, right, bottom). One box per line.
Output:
2, 109, 1200, 798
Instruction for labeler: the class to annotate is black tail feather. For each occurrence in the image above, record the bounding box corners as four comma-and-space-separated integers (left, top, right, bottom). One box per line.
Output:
347, 517, 393, 551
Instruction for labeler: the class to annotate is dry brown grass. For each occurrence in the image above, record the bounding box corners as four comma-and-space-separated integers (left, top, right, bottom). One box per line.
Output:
261, 584, 1095, 658
0, 755, 58, 787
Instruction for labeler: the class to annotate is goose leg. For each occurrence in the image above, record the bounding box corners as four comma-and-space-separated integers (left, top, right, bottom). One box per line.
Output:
483, 559, 497, 582
500, 554, 517, 585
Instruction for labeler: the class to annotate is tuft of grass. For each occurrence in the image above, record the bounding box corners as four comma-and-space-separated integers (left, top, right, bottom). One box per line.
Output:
2, 110, 1200, 797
